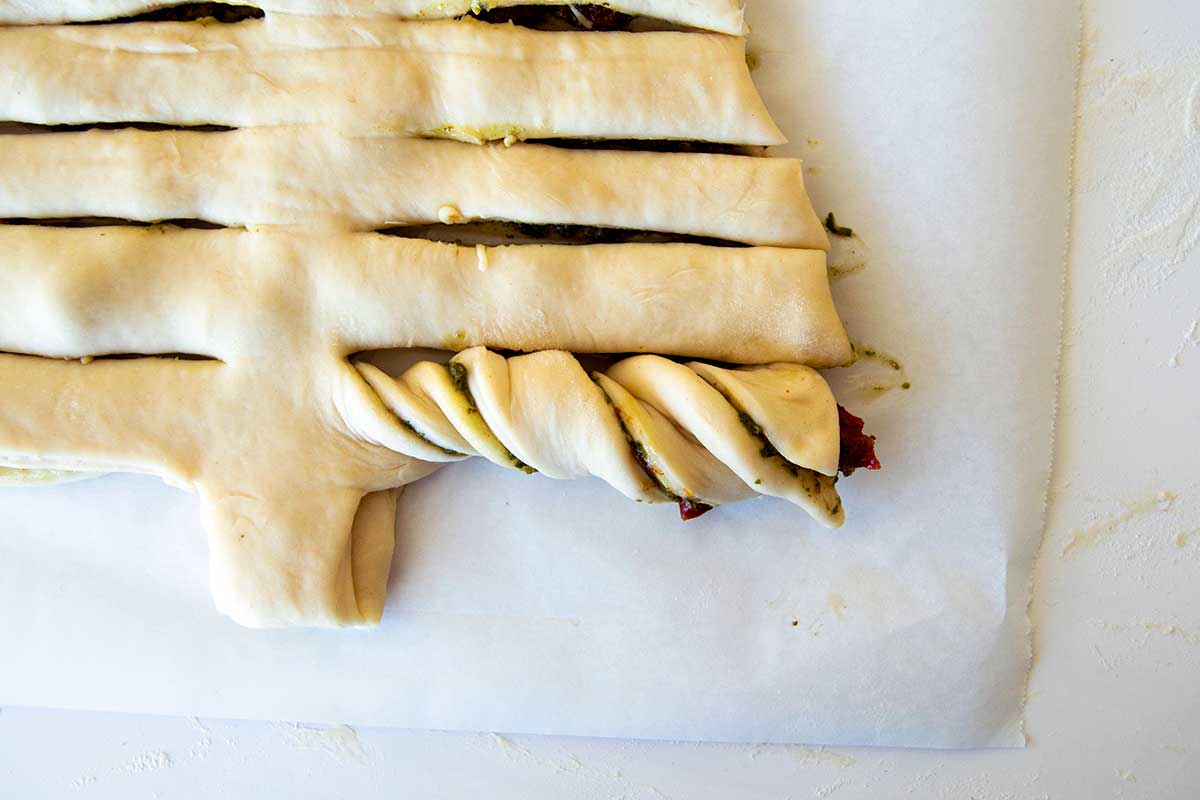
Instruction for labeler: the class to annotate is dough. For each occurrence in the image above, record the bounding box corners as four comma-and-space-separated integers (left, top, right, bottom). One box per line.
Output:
0, 0, 746, 34
0, 15, 782, 143
0, 128, 829, 248
0, 343, 844, 627
0, 467, 103, 485
0, 226, 852, 366
357, 347, 845, 525
0, 1, 861, 630
0, 220, 850, 626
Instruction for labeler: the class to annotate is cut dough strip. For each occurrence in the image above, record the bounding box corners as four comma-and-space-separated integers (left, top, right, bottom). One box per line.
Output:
0, 15, 782, 144
0, 128, 829, 248
353, 346, 845, 526
0, 1, 746, 34
0, 226, 852, 366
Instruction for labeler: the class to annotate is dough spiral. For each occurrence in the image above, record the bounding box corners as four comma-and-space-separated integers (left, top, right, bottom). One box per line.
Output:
354, 346, 846, 527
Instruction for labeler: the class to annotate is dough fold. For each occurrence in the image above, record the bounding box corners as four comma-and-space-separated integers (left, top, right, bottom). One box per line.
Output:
0, 128, 828, 248
0, 16, 782, 143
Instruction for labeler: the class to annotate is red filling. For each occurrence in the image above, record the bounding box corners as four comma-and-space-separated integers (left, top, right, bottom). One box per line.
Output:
838, 405, 881, 476
678, 498, 714, 521
676, 406, 879, 521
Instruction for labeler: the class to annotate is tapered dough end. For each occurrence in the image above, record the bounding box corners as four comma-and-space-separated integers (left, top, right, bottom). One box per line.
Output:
604, 354, 846, 527
688, 362, 841, 478
347, 489, 401, 626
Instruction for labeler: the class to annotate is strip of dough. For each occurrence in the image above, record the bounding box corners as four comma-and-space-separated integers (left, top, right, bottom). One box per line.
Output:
0, 128, 829, 248
0, 16, 782, 144
0, 226, 852, 366
0, 1, 746, 33
352, 347, 844, 525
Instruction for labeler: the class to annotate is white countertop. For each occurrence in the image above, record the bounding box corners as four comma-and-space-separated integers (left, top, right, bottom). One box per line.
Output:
3, 1, 1198, 797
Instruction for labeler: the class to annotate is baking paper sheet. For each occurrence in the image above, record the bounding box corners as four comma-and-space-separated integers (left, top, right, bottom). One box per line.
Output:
0, 1, 1078, 747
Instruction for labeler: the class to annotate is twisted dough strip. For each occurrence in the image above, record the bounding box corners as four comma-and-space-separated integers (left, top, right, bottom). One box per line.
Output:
354, 347, 846, 527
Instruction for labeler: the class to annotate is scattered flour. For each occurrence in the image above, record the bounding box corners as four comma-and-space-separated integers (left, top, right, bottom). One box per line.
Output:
1142, 622, 1200, 646
276, 723, 368, 767
187, 718, 213, 761
792, 746, 857, 769
1061, 490, 1175, 557
1079, 58, 1200, 301
123, 750, 172, 773
1167, 318, 1200, 367
1175, 528, 1200, 547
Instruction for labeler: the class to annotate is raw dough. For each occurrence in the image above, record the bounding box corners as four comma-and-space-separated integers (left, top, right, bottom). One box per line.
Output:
0, 0, 745, 34
0, 343, 843, 627
0, 226, 851, 366
0, 128, 828, 248
357, 348, 844, 524
0, 221, 850, 627
0, 15, 782, 143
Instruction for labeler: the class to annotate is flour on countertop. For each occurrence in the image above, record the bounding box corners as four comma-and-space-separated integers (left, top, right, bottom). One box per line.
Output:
813, 778, 847, 797
1060, 490, 1175, 557
1175, 527, 1200, 547
791, 746, 857, 769
1078, 48, 1200, 303
123, 750, 172, 773
187, 717, 213, 760
1143, 622, 1200, 646
275, 723, 368, 767
1167, 318, 1199, 367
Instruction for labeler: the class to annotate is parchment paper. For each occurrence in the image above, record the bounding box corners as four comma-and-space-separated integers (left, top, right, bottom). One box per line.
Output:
0, 1, 1078, 747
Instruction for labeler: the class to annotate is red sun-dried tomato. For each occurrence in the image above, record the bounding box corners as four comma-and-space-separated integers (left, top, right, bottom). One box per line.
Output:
678, 498, 714, 521
838, 405, 881, 476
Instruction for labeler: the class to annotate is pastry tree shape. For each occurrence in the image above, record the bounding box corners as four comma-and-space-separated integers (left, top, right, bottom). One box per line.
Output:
0, 16, 781, 143
0, 225, 851, 627
0, 0, 746, 33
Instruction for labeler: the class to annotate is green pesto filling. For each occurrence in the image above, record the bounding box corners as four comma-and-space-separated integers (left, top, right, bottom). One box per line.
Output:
856, 346, 903, 372
447, 361, 475, 411
824, 212, 855, 238
397, 415, 464, 458
595, 376, 689, 504
447, 362, 536, 474
700, 376, 834, 500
